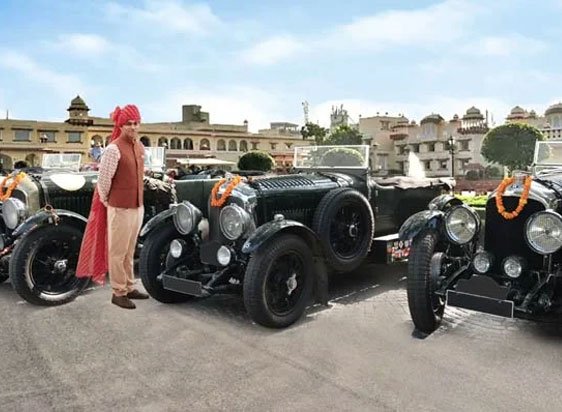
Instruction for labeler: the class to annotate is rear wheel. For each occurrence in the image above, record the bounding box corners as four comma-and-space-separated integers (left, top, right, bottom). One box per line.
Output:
10, 224, 89, 306
407, 229, 445, 334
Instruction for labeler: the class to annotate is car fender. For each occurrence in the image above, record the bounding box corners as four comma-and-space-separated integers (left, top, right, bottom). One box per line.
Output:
398, 210, 444, 241
12, 209, 88, 239
242, 219, 322, 256
139, 207, 176, 239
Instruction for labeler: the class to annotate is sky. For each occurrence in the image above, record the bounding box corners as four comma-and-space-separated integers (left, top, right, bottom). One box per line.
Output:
0, 0, 561, 131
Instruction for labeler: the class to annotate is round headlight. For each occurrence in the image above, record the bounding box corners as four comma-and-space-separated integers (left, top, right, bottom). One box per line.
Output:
170, 239, 185, 259
502, 256, 525, 279
219, 204, 251, 241
445, 205, 479, 245
2, 198, 27, 230
473, 251, 493, 274
172, 202, 201, 235
217, 245, 232, 266
525, 211, 562, 255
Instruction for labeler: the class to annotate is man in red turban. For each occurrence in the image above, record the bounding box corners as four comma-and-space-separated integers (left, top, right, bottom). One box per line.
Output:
76, 104, 149, 309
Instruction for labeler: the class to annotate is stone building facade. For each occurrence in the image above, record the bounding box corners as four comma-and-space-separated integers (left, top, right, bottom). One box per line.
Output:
0, 96, 306, 171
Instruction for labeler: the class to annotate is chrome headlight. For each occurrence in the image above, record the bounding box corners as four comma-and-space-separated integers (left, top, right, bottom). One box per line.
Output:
444, 205, 479, 245
219, 204, 251, 241
472, 251, 494, 274
525, 211, 562, 255
172, 202, 202, 235
2, 198, 28, 230
502, 256, 525, 279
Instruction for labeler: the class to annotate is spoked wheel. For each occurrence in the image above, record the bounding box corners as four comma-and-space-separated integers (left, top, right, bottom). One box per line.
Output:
313, 188, 374, 273
244, 234, 314, 328
10, 224, 89, 306
139, 223, 193, 303
407, 229, 446, 334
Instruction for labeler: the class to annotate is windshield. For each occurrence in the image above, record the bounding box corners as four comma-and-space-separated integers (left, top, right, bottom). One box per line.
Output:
293, 145, 369, 169
41, 153, 82, 171
144, 147, 166, 171
534, 141, 562, 170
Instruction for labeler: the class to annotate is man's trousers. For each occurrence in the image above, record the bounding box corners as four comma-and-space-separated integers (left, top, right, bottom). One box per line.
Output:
107, 205, 144, 296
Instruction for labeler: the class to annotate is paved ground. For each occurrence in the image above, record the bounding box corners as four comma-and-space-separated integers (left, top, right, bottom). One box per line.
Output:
1, 263, 562, 412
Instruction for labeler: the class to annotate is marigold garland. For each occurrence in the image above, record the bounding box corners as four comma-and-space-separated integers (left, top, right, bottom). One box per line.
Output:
495, 175, 532, 220
0, 172, 26, 202
210, 175, 243, 208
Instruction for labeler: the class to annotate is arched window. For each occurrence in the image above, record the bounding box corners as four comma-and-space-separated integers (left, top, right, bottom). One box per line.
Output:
228, 140, 237, 151
170, 137, 181, 149
217, 139, 226, 151
183, 138, 193, 150
200, 139, 210, 150
239, 140, 248, 152
140, 136, 151, 147
158, 137, 169, 148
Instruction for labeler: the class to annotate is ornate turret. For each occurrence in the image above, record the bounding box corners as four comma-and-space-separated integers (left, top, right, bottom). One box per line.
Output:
66, 95, 93, 126
420, 113, 444, 125
458, 106, 488, 135
545, 103, 562, 116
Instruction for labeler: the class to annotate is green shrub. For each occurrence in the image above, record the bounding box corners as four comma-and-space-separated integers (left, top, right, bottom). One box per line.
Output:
456, 194, 488, 207
465, 170, 480, 180
237, 151, 275, 171
320, 147, 364, 167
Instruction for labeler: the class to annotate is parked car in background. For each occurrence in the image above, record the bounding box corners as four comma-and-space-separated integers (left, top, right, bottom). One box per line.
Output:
400, 140, 562, 335
0, 149, 175, 306
139, 145, 454, 328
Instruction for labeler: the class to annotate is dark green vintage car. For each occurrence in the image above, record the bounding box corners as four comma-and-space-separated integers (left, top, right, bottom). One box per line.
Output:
0, 151, 175, 306
139, 146, 454, 328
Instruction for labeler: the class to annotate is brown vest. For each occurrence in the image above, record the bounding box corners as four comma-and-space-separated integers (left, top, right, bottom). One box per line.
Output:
108, 137, 144, 208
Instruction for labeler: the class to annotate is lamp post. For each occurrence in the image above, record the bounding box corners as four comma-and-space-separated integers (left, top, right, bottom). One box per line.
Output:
447, 135, 456, 177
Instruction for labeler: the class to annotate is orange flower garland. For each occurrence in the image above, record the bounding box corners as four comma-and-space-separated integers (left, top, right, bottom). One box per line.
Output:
495, 175, 532, 220
0, 172, 26, 202
210, 175, 243, 208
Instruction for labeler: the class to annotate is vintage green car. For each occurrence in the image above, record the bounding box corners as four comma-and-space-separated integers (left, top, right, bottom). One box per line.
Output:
0, 149, 175, 306
139, 145, 454, 328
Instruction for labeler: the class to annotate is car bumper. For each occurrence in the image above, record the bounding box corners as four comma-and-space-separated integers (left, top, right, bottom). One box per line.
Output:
446, 274, 514, 318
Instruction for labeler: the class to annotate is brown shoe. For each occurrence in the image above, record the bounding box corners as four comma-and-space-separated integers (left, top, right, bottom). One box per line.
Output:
112, 294, 136, 309
127, 289, 149, 300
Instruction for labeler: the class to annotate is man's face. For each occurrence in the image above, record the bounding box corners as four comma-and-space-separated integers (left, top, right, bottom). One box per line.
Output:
120, 120, 140, 139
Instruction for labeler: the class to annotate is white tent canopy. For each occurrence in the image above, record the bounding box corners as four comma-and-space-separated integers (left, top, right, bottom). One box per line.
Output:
176, 158, 236, 166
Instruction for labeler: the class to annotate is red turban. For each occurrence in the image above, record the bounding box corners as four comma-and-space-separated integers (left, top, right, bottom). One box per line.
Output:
76, 104, 142, 284
109, 104, 142, 142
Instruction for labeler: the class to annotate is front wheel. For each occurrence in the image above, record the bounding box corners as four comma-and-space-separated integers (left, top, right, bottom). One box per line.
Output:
139, 223, 192, 303
9, 224, 89, 306
243, 234, 314, 328
407, 229, 445, 334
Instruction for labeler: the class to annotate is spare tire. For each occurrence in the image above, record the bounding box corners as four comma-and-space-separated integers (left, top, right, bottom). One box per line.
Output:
312, 188, 374, 273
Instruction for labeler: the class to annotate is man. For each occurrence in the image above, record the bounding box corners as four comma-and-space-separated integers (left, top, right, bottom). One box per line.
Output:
76, 104, 149, 309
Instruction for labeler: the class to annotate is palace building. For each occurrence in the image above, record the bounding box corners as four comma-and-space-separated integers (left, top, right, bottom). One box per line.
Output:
0, 96, 305, 171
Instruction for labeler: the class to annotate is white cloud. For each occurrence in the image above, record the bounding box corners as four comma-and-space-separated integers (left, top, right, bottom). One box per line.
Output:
239, 35, 304, 66
105, 0, 221, 35
48, 33, 110, 57
142, 86, 284, 132
239, 0, 480, 65
462, 34, 548, 57
331, 0, 478, 49
0, 50, 86, 97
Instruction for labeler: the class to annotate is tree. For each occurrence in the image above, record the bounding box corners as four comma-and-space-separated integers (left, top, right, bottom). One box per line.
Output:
300, 122, 328, 145
237, 150, 275, 172
481, 123, 545, 172
321, 147, 365, 167
325, 125, 364, 146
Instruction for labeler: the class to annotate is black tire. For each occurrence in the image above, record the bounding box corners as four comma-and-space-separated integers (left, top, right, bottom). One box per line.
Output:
244, 234, 314, 328
312, 188, 374, 273
139, 223, 192, 303
407, 229, 445, 334
9, 224, 89, 306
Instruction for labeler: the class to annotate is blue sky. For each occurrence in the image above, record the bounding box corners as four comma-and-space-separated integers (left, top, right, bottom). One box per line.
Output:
0, 0, 561, 131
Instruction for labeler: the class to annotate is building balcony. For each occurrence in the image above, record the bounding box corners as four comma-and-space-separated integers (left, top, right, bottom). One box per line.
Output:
390, 132, 408, 141
457, 126, 489, 135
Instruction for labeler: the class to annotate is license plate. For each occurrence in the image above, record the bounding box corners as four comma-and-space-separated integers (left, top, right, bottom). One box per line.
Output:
446, 290, 514, 318
162, 275, 203, 297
